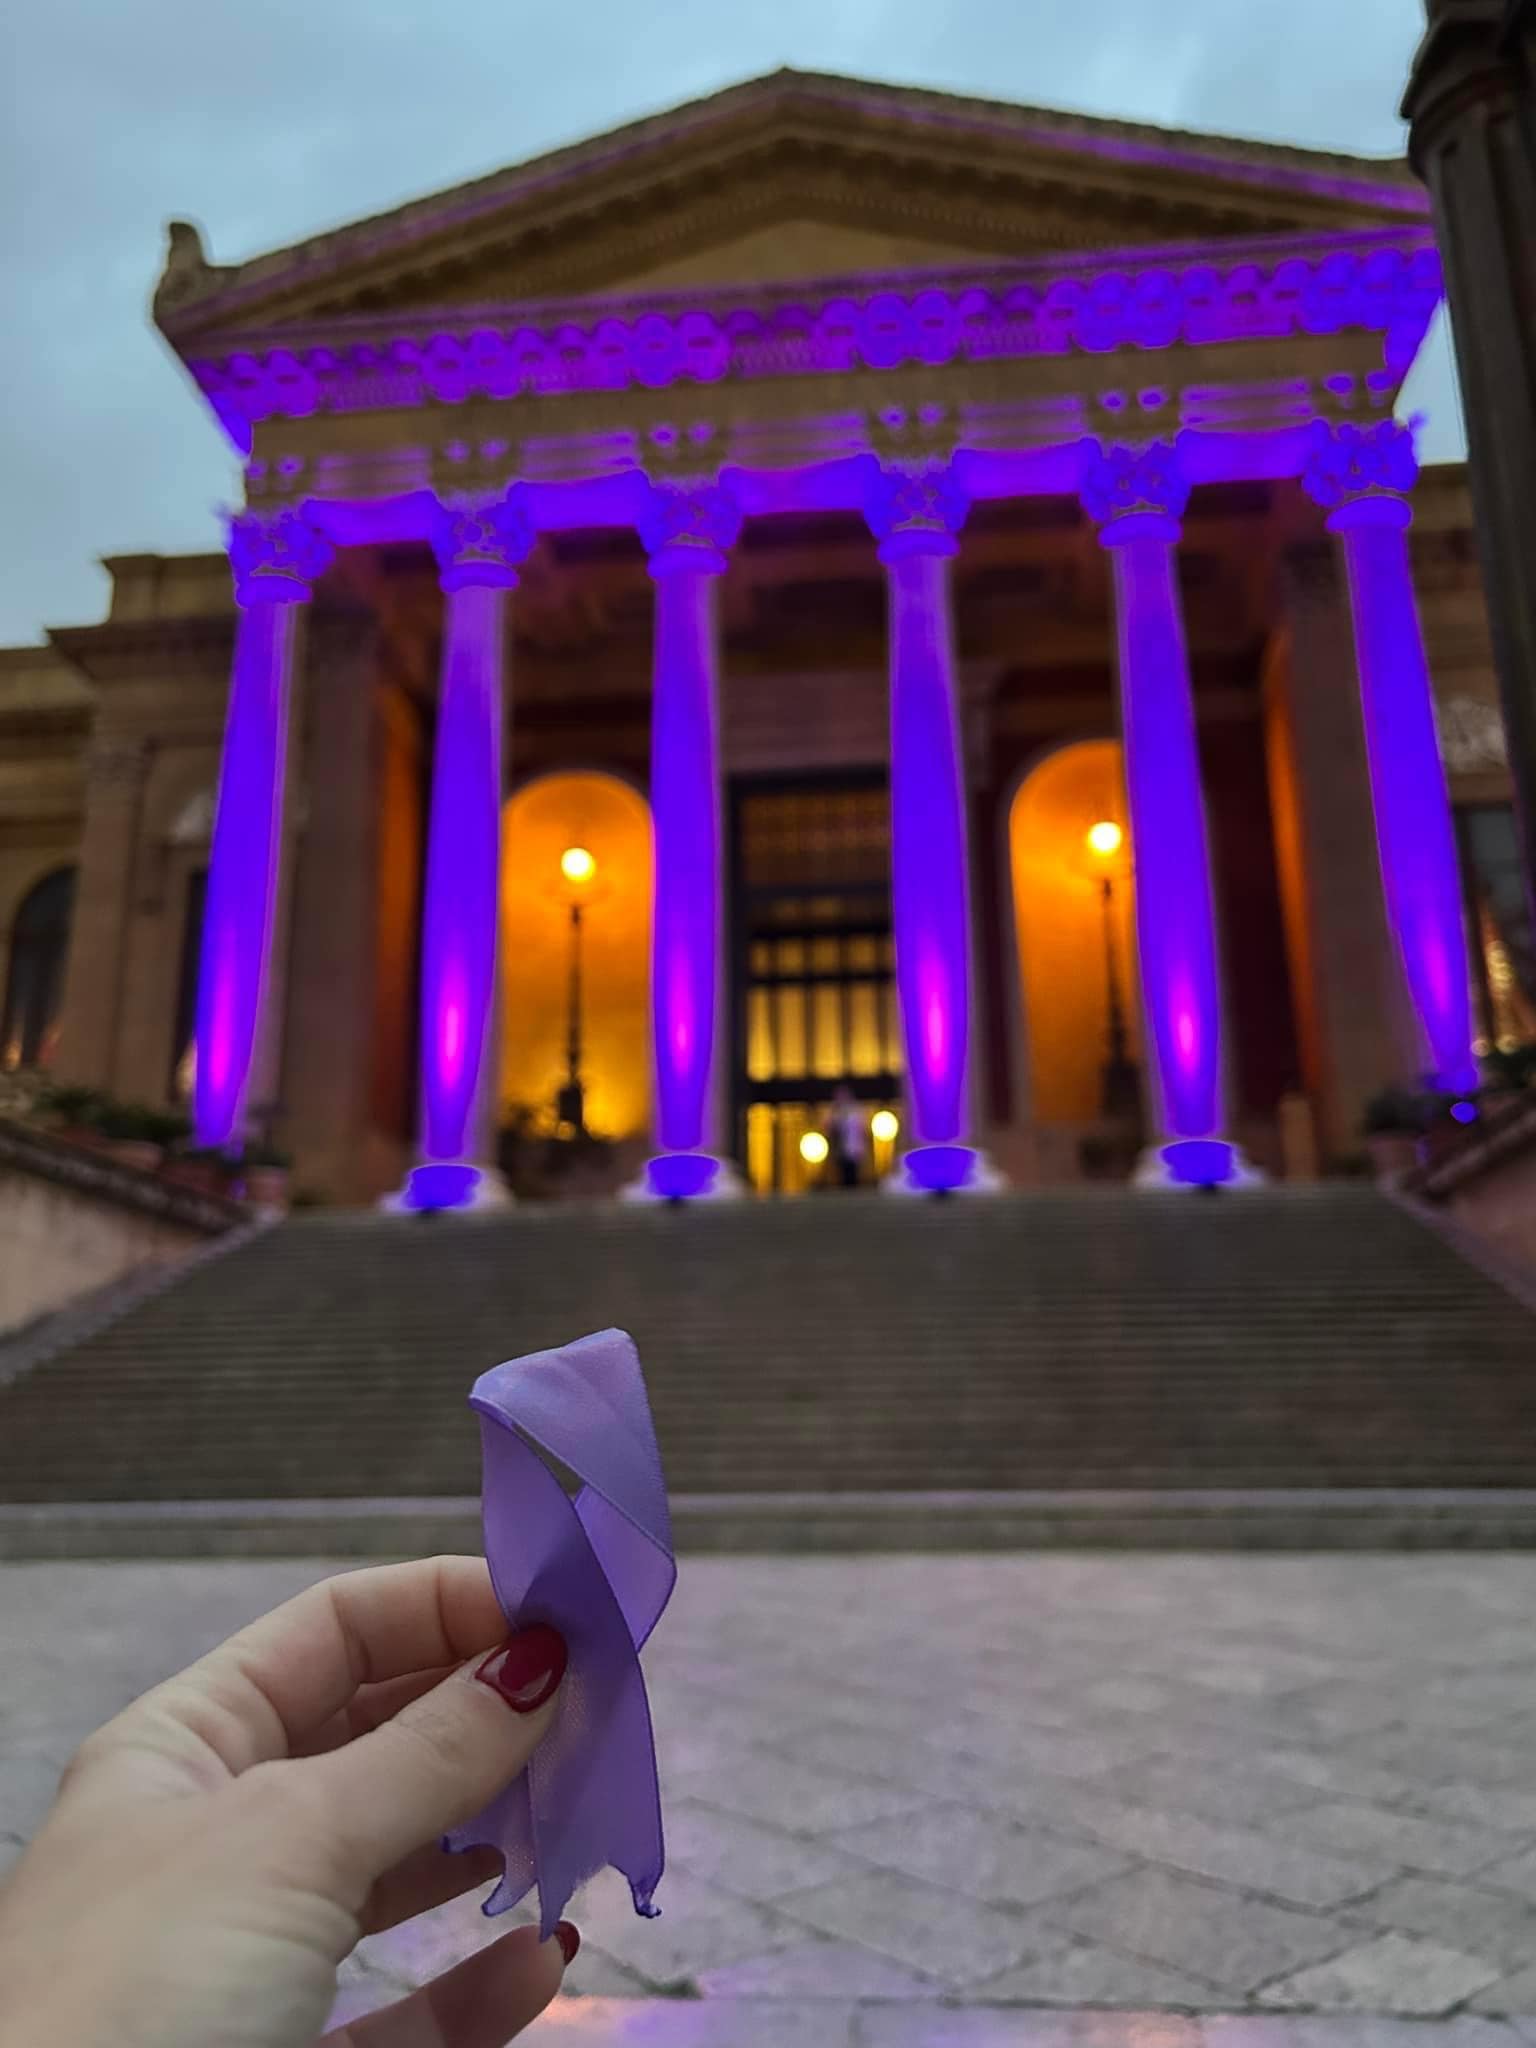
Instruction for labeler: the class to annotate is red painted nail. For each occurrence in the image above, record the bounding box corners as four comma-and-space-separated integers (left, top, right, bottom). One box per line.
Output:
474, 1626, 567, 1714
555, 1921, 581, 1967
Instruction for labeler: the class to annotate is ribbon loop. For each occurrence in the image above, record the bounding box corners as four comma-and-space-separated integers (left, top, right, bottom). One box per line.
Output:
445, 1329, 675, 1936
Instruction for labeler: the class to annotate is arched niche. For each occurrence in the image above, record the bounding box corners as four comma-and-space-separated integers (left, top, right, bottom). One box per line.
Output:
1009, 740, 1139, 1125
499, 772, 653, 1140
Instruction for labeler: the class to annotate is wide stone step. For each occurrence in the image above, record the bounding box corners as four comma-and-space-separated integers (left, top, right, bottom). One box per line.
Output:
0, 1189, 1532, 1518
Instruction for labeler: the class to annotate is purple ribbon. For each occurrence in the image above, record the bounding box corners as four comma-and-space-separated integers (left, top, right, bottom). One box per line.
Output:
444, 1328, 675, 1938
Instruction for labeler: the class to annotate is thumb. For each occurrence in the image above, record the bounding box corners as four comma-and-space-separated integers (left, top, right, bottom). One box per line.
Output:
299, 1625, 567, 1886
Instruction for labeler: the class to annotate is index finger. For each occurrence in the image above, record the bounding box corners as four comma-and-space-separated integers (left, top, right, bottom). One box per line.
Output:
107, 1556, 508, 1779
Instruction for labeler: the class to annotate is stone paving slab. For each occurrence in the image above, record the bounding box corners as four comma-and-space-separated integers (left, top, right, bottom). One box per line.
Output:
5, 1556, 1536, 2037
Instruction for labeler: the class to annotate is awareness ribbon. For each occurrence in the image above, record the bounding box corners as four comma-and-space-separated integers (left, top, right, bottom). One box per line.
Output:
444, 1328, 675, 1937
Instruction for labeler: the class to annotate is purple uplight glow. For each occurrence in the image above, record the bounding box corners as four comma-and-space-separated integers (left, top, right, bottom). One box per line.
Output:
905, 1144, 978, 1192
403, 1163, 483, 1210
645, 486, 739, 1177
193, 598, 298, 1149
417, 578, 507, 1177
1450, 1101, 1478, 1126
1306, 423, 1479, 1095
880, 533, 972, 1151
1087, 444, 1224, 1148
1163, 1139, 1237, 1187
644, 1153, 719, 1200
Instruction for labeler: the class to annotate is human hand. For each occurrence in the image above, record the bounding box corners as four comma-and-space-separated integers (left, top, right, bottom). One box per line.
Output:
0, 1556, 575, 2048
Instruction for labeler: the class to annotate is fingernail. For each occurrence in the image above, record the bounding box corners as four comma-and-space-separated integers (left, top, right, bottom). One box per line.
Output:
555, 1921, 581, 1967
474, 1625, 567, 1714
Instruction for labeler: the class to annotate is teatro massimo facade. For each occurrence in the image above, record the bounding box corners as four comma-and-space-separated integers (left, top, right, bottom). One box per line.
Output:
1, 69, 1529, 1206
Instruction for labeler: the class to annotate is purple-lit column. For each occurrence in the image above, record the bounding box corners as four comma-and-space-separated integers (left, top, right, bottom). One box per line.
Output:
640, 484, 742, 1200
865, 463, 983, 1194
1304, 419, 1479, 1096
403, 492, 534, 1212
194, 507, 333, 1152
1083, 442, 1243, 1189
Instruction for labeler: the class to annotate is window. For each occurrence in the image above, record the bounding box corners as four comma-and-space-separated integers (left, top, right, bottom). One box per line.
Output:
1, 868, 77, 1071
1458, 806, 1536, 1052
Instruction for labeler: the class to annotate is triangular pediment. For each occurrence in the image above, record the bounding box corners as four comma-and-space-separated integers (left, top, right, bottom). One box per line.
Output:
156, 68, 1428, 342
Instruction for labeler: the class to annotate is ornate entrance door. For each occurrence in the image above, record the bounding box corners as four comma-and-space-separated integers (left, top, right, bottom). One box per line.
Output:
729, 775, 904, 1194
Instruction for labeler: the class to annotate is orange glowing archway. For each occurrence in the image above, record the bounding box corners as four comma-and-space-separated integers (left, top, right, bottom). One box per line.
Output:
1009, 740, 1140, 1123
499, 773, 653, 1140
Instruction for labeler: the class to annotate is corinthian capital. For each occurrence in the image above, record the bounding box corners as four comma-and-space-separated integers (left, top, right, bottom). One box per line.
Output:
1302, 419, 1419, 530
227, 506, 334, 605
431, 489, 537, 592
1079, 441, 1190, 542
640, 481, 742, 576
863, 461, 969, 562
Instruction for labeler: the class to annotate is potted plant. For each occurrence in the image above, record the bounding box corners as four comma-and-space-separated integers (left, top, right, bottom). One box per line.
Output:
240, 1141, 293, 1210
1481, 1042, 1536, 1118
163, 1143, 231, 1198
1361, 1088, 1427, 1182
35, 1083, 108, 1148
96, 1101, 185, 1171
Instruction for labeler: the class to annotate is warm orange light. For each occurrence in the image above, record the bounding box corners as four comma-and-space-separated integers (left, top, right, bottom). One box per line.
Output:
870, 1109, 900, 1143
799, 1131, 830, 1165
560, 845, 597, 886
1086, 820, 1123, 860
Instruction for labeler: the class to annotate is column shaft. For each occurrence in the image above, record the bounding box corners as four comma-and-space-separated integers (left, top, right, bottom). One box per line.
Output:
639, 484, 739, 1201
1335, 511, 1478, 1091
1110, 531, 1224, 1147
1083, 441, 1239, 1186
649, 563, 724, 1170
417, 581, 506, 1175
1305, 420, 1480, 1096
401, 491, 530, 1212
194, 599, 299, 1148
887, 549, 971, 1152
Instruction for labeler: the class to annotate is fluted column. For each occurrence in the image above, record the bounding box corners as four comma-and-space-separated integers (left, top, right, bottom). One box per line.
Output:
864, 462, 986, 1194
1082, 442, 1245, 1189
194, 507, 332, 1151
401, 492, 533, 1212
639, 483, 741, 1201
1303, 420, 1479, 1096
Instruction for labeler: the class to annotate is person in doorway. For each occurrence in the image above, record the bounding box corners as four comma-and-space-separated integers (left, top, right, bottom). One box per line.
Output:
826, 1083, 868, 1190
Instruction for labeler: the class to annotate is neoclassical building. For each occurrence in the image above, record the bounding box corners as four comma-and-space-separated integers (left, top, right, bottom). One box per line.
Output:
2, 69, 1531, 1205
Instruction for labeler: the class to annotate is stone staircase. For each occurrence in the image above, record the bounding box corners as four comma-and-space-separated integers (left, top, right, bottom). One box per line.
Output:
0, 1190, 1534, 1513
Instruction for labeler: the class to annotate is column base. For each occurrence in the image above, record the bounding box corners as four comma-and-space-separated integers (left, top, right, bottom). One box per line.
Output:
620, 1153, 748, 1204
380, 1162, 514, 1215
1132, 1139, 1266, 1193
882, 1144, 1008, 1197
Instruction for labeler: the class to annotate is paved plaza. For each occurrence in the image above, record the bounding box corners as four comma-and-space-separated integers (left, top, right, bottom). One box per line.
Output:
6, 1556, 1536, 2044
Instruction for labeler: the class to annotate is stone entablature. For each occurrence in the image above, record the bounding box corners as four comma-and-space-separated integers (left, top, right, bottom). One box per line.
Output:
195, 229, 1440, 431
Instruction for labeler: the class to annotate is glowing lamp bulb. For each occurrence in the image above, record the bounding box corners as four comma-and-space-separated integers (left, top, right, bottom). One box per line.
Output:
561, 845, 596, 886
870, 1109, 899, 1143
1086, 820, 1123, 859
799, 1131, 830, 1166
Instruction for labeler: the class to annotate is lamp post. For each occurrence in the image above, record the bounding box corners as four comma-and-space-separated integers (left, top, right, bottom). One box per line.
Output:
556, 845, 595, 1139
1085, 820, 1142, 1123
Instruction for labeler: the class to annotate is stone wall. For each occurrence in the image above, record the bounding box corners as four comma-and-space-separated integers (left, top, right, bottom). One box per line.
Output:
0, 1168, 208, 1335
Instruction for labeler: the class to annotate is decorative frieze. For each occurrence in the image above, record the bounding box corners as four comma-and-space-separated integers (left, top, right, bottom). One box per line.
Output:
191, 234, 1442, 434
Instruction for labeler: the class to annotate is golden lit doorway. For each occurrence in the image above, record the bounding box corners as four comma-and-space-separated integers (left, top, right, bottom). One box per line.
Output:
1010, 740, 1142, 1139
499, 773, 652, 1144
731, 777, 904, 1194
